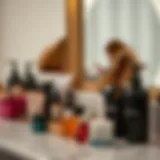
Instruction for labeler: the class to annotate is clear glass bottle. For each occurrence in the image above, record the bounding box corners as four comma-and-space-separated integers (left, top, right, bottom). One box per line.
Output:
48, 100, 64, 135
89, 112, 114, 147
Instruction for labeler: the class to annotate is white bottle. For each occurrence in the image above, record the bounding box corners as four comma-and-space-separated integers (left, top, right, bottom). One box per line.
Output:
89, 113, 114, 147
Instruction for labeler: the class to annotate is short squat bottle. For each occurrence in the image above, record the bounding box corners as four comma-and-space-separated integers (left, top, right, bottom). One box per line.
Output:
89, 113, 114, 147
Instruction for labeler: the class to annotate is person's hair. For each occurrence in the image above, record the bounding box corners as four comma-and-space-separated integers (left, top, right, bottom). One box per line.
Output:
113, 55, 131, 81
106, 39, 137, 87
105, 39, 127, 55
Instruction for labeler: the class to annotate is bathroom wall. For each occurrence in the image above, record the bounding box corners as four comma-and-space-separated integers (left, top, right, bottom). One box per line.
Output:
0, 0, 66, 83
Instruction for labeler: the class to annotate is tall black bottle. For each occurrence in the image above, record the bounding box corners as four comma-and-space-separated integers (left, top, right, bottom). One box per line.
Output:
7, 61, 22, 88
124, 66, 149, 143
41, 82, 61, 121
23, 62, 38, 90
102, 86, 118, 120
64, 88, 76, 110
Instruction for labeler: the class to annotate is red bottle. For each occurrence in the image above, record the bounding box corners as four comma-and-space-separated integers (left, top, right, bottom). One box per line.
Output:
76, 121, 89, 144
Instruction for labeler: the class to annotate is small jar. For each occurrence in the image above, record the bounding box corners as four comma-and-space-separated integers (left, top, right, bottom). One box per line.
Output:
31, 115, 47, 133
89, 114, 114, 147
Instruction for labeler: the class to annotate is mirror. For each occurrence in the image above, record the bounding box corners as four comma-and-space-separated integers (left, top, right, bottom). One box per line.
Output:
83, 0, 160, 87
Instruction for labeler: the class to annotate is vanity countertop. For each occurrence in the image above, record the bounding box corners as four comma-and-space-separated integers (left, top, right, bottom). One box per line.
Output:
0, 120, 158, 160
0, 120, 112, 160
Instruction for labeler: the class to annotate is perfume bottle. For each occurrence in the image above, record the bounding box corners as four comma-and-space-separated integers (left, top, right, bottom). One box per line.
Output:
31, 115, 47, 133
7, 61, 26, 119
62, 107, 80, 139
0, 93, 13, 119
89, 112, 114, 147
9, 83, 27, 119
23, 62, 38, 90
7, 60, 22, 88
123, 67, 148, 143
41, 82, 61, 121
75, 107, 89, 144
64, 88, 75, 110
50, 101, 63, 122
30, 90, 47, 133
48, 100, 64, 135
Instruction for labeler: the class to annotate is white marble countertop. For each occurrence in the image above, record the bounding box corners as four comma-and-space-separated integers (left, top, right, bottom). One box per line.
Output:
0, 120, 159, 160
0, 120, 105, 160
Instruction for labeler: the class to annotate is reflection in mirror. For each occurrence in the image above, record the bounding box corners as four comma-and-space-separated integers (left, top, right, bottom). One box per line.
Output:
83, 0, 160, 87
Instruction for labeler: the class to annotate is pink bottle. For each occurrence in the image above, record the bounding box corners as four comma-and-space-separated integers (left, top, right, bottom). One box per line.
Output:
0, 91, 26, 119
0, 96, 15, 119
10, 85, 27, 119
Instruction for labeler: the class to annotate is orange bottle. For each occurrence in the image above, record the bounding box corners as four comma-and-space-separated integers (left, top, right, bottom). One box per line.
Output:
62, 109, 80, 138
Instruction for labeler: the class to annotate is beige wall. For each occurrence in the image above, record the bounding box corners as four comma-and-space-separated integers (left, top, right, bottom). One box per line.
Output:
0, 0, 66, 83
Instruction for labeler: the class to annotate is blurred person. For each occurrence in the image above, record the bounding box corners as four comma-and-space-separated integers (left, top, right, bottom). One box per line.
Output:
97, 39, 145, 139
97, 39, 143, 91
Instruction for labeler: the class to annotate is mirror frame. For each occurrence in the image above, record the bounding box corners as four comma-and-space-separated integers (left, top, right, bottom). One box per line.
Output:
66, 0, 85, 89
66, 0, 100, 90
